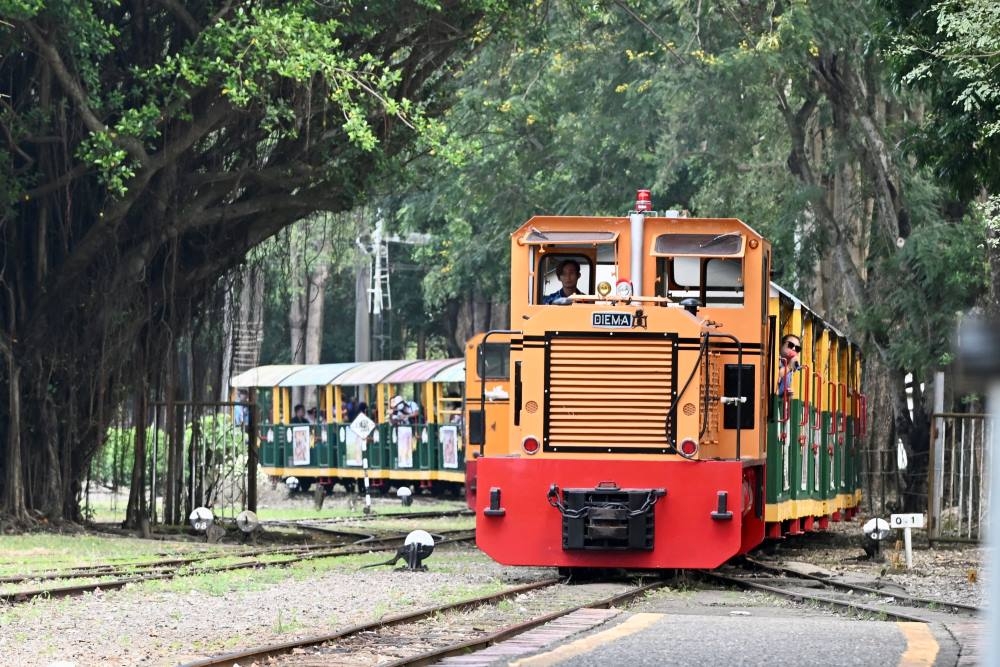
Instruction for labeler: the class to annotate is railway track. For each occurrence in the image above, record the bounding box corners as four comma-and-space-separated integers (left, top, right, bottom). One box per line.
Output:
0, 538, 361, 587
702, 557, 983, 623
0, 530, 474, 605
261, 507, 474, 528
180, 577, 664, 667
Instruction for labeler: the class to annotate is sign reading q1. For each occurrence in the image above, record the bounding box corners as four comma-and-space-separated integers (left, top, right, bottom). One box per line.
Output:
890, 513, 925, 529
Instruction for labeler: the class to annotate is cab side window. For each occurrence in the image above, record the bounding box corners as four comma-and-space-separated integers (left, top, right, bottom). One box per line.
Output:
657, 257, 745, 306
477, 342, 510, 379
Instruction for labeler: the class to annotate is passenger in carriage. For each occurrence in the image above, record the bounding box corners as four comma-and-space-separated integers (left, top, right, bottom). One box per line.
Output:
777, 334, 802, 395
234, 389, 250, 427
542, 259, 583, 304
389, 395, 412, 425
407, 399, 422, 424
291, 404, 309, 424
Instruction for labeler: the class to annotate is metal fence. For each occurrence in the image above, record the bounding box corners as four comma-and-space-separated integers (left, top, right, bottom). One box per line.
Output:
151, 401, 257, 525
929, 412, 992, 542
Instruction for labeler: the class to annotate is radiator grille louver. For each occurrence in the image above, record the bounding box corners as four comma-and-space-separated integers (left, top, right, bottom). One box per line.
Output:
546, 336, 675, 451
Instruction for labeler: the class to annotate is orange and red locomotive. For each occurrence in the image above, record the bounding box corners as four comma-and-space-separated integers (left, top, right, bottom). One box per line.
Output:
464, 191, 863, 569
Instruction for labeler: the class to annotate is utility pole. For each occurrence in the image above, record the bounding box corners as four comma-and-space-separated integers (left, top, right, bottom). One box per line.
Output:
352, 207, 428, 364
354, 254, 370, 363
369, 213, 391, 361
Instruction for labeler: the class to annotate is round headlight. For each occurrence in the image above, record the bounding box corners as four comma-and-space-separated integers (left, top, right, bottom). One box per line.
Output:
615, 280, 634, 299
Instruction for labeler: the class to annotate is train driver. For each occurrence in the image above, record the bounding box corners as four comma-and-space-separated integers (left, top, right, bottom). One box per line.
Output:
542, 258, 583, 304
777, 334, 802, 395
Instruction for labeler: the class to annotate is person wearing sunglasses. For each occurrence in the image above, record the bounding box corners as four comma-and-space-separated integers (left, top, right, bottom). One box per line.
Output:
778, 334, 802, 395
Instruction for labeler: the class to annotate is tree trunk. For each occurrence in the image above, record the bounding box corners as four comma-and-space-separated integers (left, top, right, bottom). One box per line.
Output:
305, 232, 332, 367
4, 359, 27, 520
863, 351, 892, 513
220, 278, 236, 404
124, 391, 148, 530
289, 229, 307, 407
163, 341, 181, 525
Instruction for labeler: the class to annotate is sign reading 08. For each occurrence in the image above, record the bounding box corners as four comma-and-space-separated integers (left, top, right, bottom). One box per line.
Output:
592, 312, 634, 329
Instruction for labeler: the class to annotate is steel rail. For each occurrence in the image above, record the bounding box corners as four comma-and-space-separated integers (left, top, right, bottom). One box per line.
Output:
700, 570, 941, 623
1, 524, 473, 587
0, 541, 356, 586
178, 578, 562, 667
262, 508, 475, 525
382, 579, 668, 667
741, 556, 983, 617
0, 531, 475, 605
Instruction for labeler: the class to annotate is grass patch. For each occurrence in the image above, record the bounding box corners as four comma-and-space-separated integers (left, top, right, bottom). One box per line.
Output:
429, 581, 507, 604
0, 534, 230, 577
80, 495, 131, 523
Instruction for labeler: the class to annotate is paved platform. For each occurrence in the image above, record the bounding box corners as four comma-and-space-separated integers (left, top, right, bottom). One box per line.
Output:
478, 587, 982, 666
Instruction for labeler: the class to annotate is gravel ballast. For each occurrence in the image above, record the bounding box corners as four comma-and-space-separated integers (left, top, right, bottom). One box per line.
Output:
0, 507, 985, 667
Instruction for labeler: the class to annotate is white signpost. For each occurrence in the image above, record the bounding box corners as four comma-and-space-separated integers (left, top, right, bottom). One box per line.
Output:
350, 413, 378, 514
890, 513, 925, 569
350, 413, 377, 440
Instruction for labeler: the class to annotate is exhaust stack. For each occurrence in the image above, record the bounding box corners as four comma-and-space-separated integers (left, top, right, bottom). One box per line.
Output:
629, 189, 652, 296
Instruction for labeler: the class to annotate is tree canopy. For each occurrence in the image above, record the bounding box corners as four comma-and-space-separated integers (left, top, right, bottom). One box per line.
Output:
0, 0, 528, 521
396, 0, 990, 509
1, 0, 995, 522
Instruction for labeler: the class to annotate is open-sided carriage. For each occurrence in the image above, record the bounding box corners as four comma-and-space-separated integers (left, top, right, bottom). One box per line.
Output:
230, 358, 466, 496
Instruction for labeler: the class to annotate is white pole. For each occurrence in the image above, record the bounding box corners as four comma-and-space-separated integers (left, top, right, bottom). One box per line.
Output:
362, 436, 372, 515
931, 371, 945, 538
371, 216, 384, 316
903, 526, 913, 569
986, 379, 1000, 667
629, 212, 645, 295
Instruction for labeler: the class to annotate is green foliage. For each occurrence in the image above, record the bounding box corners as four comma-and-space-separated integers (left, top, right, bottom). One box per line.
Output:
884, 0, 1000, 197
396, 0, 986, 383
76, 131, 134, 197
90, 425, 166, 488
0, 0, 44, 20
3, 0, 530, 521
863, 209, 987, 375
185, 413, 244, 457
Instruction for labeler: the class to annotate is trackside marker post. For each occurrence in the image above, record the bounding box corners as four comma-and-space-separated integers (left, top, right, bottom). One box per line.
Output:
350, 413, 378, 515
890, 513, 925, 569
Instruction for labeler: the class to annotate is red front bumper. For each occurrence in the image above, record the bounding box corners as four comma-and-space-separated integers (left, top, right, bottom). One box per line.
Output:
475, 457, 764, 569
